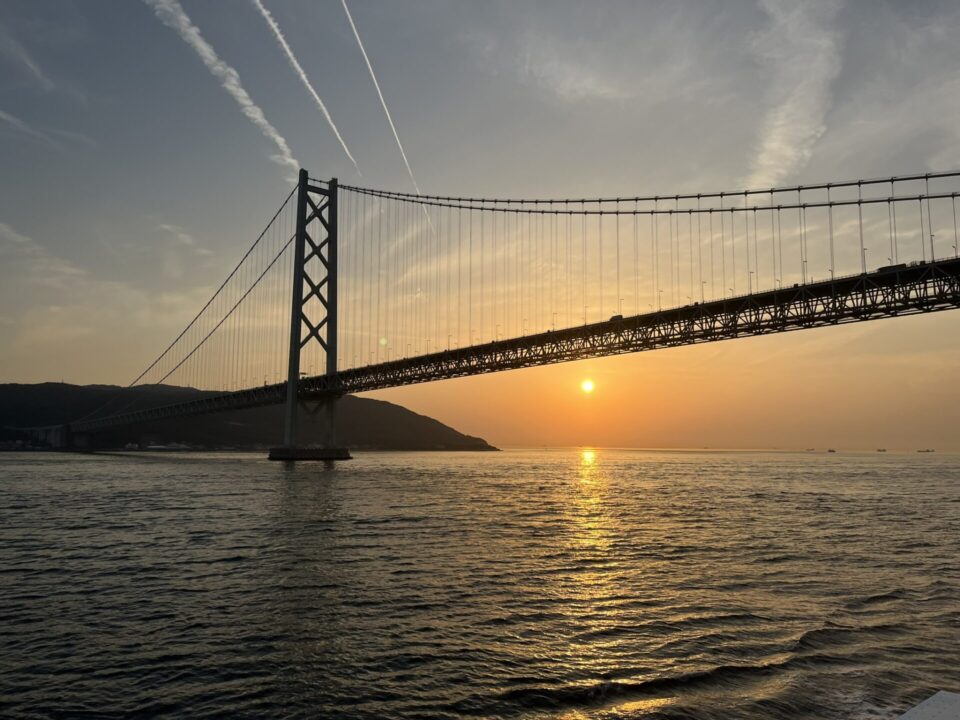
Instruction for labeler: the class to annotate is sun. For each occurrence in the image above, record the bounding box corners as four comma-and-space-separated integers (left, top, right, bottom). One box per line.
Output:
580, 379, 595, 394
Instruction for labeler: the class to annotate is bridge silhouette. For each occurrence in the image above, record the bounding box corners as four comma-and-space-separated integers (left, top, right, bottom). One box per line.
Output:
33, 169, 960, 459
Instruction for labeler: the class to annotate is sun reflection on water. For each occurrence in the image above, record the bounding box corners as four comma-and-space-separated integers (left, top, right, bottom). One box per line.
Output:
580, 448, 596, 467
570, 448, 612, 559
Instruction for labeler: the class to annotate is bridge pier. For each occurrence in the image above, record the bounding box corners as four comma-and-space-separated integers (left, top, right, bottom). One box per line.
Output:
33, 424, 70, 449
268, 446, 351, 462
269, 169, 351, 462
25, 424, 93, 451
268, 394, 350, 461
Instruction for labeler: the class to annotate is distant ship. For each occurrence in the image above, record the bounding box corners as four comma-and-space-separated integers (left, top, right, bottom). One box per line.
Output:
827, 448, 836, 453
917, 448, 936, 453
876, 448, 887, 453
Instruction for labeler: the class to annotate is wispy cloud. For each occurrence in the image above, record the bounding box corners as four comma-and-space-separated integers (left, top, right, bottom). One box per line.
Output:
516, 33, 633, 103
158, 223, 195, 246
157, 222, 214, 256
154, 222, 214, 280
341, 0, 421, 194
0, 221, 32, 246
47, 127, 97, 148
0, 219, 218, 381
143, 0, 300, 174
0, 221, 86, 287
462, 19, 713, 107
0, 109, 96, 150
0, 108, 59, 147
0, 25, 54, 91
251, 0, 360, 175
744, 0, 843, 188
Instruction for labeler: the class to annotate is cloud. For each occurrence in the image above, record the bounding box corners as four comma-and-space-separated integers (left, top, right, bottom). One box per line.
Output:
47, 127, 97, 147
0, 108, 96, 150
744, 0, 843, 188
155, 222, 215, 281
158, 222, 195, 246
516, 33, 633, 103
0, 221, 31, 246
461, 10, 729, 109
809, 7, 960, 175
0, 25, 54, 91
0, 219, 217, 383
465, 29, 633, 104
251, 0, 360, 175
143, 0, 300, 175
0, 108, 59, 147
0, 221, 86, 290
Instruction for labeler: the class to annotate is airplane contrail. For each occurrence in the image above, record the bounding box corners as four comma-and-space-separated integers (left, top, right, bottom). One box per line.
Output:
143, 0, 300, 174
251, 0, 360, 176
340, 0, 422, 196
0, 108, 59, 147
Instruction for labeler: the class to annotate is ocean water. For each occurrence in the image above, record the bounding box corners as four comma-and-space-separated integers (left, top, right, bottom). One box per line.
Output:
1, 449, 958, 719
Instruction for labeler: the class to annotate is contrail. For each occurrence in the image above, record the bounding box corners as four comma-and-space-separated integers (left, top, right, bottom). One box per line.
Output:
143, 0, 299, 174
340, 0, 422, 196
0, 108, 59, 147
0, 26, 55, 91
251, 0, 360, 175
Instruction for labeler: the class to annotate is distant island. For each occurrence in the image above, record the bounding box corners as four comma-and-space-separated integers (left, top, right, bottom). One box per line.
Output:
0, 383, 497, 452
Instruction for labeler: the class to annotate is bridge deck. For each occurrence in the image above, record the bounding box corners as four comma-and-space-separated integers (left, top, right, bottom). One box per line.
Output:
68, 257, 960, 434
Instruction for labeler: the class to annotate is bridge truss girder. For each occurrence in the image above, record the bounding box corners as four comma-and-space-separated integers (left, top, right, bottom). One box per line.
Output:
65, 257, 960, 435
301, 258, 960, 395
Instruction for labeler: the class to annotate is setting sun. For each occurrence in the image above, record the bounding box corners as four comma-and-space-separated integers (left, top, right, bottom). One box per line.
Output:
580, 379, 595, 394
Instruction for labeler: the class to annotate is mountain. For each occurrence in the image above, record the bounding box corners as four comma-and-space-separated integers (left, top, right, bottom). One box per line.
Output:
0, 383, 496, 451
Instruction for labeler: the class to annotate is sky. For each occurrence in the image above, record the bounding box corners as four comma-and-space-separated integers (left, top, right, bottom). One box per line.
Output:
2, 0, 960, 450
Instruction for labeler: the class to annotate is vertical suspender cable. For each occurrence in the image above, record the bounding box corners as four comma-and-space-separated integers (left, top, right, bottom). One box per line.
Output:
582, 204, 587, 324
709, 209, 715, 299
654, 200, 660, 309
776, 206, 783, 285
633, 200, 639, 314
952, 194, 958, 258
376, 195, 383, 360
828, 186, 835, 279
688, 211, 694, 300
615, 202, 621, 315
891, 180, 899, 264
918, 196, 926, 264
743, 192, 749, 294
668, 208, 675, 305
480, 208, 485, 342
720, 196, 727, 296
457, 206, 462, 347
598, 202, 603, 321
697, 198, 703, 302
732, 208, 738, 295
858, 182, 867, 272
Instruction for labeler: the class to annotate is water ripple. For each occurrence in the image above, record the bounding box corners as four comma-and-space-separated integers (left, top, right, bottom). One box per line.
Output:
1, 449, 958, 719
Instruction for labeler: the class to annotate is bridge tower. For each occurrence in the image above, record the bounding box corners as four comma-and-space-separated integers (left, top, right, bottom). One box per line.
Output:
269, 170, 351, 462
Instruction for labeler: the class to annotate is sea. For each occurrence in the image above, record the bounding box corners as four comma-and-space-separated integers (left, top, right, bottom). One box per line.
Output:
1, 449, 957, 719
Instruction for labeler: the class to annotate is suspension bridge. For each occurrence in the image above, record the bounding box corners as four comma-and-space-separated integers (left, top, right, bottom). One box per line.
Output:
30, 169, 960, 459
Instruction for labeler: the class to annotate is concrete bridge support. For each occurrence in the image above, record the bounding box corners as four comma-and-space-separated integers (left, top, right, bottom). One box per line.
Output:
27, 425, 91, 451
